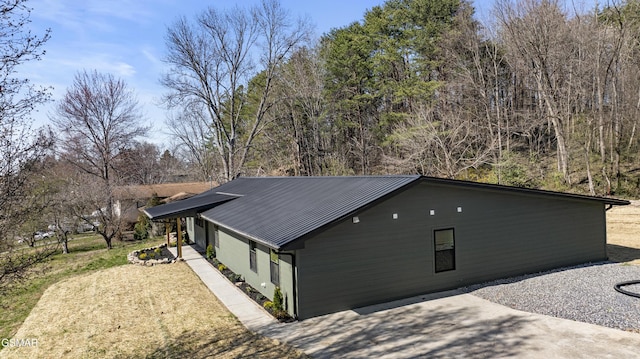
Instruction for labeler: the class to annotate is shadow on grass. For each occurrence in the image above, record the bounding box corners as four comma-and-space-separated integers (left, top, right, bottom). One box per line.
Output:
607, 244, 640, 263
141, 329, 309, 359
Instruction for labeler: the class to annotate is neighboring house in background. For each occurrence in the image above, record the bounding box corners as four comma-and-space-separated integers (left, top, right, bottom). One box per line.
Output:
114, 182, 213, 227
144, 176, 628, 320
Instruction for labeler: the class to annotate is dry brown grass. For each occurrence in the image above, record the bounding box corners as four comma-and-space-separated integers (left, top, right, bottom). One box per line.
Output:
0, 263, 308, 359
607, 201, 640, 265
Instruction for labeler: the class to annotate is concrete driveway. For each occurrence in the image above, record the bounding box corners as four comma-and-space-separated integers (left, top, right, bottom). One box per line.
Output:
176, 245, 640, 358
259, 290, 640, 358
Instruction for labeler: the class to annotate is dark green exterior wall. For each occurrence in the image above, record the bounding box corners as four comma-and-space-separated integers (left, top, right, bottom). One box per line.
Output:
295, 181, 607, 319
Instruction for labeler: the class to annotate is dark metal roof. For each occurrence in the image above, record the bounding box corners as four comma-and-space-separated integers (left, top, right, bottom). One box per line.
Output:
143, 190, 237, 220
422, 176, 630, 206
146, 175, 629, 249
200, 176, 421, 249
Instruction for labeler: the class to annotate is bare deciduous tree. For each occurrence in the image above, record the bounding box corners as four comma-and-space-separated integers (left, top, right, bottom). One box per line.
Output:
161, 0, 310, 182
258, 47, 329, 176
52, 70, 148, 249
0, 0, 56, 290
496, 0, 575, 183
114, 141, 163, 185
165, 107, 219, 182
390, 103, 495, 179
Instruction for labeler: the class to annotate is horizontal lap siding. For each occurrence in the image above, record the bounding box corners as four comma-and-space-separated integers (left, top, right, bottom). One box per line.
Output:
216, 228, 296, 317
296, 182, 606, 319
217, 229, 272, 297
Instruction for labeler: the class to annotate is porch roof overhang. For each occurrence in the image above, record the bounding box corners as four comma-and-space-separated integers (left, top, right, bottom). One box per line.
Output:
143, 191, 238, 220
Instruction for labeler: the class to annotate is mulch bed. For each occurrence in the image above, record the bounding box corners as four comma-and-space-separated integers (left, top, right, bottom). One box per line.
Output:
203, 255, 294, 322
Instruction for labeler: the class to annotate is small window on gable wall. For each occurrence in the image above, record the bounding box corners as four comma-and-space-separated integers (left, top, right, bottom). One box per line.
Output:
434, 228, 455, 273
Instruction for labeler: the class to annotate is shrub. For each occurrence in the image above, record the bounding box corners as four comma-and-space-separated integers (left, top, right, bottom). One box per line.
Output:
133, 211, 151, 240
206, 244, 215, 259
230, 274, 243, 282
148, 252, 155, 258
154, 247, 162, 254
246, 286, 253, 294
274, 309, 289, 320
218, 264, 227, 271
138, 252, 147, 260
273, 287, 284, 312
263, 301, 274, 310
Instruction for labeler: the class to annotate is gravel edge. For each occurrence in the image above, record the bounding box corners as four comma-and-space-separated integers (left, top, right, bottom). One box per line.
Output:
461, 262, 640, 332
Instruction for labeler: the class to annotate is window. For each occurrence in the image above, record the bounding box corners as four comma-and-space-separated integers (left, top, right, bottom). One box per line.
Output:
270, 250, 279, 286
213, 226, 219, 248
434, 228, 455, 273
249, 241, 257, 272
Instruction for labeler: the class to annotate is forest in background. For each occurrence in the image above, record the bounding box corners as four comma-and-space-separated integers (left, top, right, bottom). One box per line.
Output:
164, 0, 640, 198
3, 0, 640, 287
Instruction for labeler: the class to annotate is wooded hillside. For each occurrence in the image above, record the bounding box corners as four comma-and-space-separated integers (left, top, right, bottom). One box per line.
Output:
163, 0, 640, 198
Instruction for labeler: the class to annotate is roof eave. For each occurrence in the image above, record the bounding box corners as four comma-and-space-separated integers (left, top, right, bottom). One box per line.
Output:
201, 215, 281, 250
422, 176, 630, 206
143, 196, 237, 221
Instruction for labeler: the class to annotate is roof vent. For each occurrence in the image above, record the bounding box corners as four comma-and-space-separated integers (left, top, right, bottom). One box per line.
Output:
352, 216, 360, 224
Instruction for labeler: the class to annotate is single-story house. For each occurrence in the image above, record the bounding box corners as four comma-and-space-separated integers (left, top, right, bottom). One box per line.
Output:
144, 176, 629, 320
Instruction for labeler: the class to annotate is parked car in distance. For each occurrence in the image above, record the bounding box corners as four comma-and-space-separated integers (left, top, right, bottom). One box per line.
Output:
34, 231, 54, 240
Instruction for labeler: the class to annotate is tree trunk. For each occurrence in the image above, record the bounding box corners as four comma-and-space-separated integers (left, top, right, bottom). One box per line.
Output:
61, 239, 69, 254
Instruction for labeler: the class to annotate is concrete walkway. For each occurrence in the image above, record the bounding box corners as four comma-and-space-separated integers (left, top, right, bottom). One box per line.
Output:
173, 244, 640, 358
168, 244, 276, 331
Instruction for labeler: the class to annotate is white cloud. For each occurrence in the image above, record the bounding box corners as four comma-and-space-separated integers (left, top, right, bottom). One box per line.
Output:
112, 62, 137, 77
31, 0, 158, 33
141, 46, 166, 72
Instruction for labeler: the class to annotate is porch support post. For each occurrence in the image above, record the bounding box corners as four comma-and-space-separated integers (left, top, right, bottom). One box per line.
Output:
177, 217, 183, 258
165, 220, 170, 247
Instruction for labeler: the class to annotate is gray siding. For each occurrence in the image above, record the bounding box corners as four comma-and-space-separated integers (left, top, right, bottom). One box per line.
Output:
216, 228, 296, 316
186, 217, 207, 250
186, 217, 195, 244
194, 219, 207, 250
296, 182, 606, 319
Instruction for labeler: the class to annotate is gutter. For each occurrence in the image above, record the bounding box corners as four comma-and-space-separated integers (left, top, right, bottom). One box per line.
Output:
273, 251, 297, 319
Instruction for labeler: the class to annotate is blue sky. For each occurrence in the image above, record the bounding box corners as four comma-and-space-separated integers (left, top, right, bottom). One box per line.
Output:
21, 0, 495, 149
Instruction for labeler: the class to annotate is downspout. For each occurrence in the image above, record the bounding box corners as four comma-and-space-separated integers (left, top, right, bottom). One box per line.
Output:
605, 204, 614, 211
274, 251, 297, 319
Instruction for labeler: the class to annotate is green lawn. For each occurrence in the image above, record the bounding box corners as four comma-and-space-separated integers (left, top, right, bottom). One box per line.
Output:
0, 234, 308, 359
0, 234, 161, 344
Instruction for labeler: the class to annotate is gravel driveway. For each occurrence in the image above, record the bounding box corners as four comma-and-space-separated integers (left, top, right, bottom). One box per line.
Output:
463, 262, 640, 332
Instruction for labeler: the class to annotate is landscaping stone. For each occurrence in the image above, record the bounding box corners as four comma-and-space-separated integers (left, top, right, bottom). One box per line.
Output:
128, 243, 175, 266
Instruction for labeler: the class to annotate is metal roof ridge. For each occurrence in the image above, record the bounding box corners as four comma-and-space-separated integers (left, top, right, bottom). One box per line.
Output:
235, 175, 421, 179
420, 176, 630, 205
